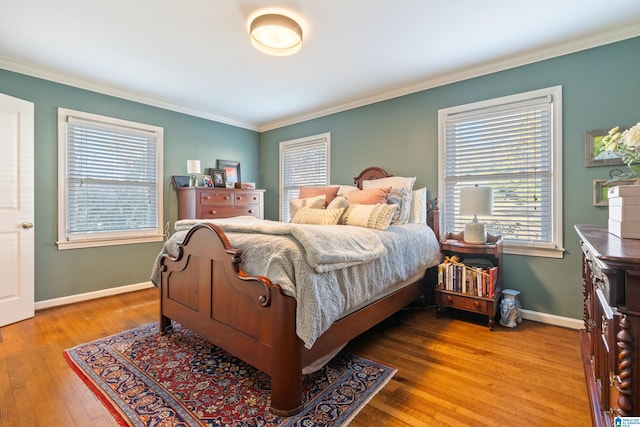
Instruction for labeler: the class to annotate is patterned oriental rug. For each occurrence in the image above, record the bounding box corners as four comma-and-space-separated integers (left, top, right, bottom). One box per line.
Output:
63, 323, 396, 427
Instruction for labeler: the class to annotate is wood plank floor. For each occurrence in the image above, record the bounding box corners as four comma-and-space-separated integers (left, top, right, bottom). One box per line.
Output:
0, 288, 592, 426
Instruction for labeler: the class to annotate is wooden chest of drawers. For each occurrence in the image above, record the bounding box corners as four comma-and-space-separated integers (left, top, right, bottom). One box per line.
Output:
575, 224, 640, 426
177, 187, 265, 220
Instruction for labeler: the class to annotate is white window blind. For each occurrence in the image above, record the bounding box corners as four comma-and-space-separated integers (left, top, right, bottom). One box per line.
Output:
439, 86, 563, 258
57, 109, 164, 249
280, 133, 330, 221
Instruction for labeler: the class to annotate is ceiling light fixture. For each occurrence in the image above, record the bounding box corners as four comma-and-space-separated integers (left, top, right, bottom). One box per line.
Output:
250, 14, 302, 56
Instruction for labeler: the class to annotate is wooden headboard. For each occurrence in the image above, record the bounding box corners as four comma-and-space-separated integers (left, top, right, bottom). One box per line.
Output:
353, 166, 392, 189
352, 166, 439, 240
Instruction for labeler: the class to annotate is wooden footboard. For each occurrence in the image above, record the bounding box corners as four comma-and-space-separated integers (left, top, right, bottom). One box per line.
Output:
160, 166, 437, 415
160, 222, 429, 416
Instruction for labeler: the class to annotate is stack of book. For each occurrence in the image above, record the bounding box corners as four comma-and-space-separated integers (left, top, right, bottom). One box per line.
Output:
608, 185, 640, 239
437, 260, 499, 298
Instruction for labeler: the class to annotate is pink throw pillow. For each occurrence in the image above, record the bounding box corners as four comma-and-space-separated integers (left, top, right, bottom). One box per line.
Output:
299, 186, 340, 206
347, 187, 392, 205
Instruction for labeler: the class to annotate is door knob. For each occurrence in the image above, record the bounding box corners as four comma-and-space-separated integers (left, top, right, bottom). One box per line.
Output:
22, 222, 34, 229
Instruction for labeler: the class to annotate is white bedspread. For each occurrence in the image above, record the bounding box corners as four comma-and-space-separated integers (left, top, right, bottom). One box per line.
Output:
173, 217, 387, 272
152, 217, 441, 348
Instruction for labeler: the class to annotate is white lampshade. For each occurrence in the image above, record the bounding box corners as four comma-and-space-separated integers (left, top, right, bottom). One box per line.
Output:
460, 186, 492, 216
250, 14, 303, 56
460, 186, 493, 244
187, 160, 200, 174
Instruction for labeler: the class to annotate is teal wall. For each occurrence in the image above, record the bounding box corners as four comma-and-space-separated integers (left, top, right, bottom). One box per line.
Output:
260, 36, 640, 320
0, 70, 260, 301
1, 36, 638, 319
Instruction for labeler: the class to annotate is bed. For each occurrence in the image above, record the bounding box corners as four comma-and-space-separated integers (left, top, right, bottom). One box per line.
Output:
154, 166, 441, 416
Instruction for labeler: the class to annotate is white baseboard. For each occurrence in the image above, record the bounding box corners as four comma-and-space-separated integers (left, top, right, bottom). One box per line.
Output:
34, 284, 584, 332
521, 308, 583, 330
34, 281, 155, 311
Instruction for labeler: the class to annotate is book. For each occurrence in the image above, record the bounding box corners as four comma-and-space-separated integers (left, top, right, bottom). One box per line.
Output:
488, 266, 499, 298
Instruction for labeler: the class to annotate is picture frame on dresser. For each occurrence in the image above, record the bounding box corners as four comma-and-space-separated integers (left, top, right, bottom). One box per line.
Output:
171, 175, 190, 188
217, 159, 241, 184
211, 169, 226, 188
202, 175, 213, 188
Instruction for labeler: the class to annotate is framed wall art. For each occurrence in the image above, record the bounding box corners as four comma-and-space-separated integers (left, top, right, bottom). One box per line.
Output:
584, 128, 626, 167
217, 159, 241, 184
593, 178, 640, 206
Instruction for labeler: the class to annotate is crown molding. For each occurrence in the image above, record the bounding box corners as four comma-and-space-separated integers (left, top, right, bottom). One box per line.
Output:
2, 21, 639, 134
0, 56, 259, 131
258, 22, 640, 132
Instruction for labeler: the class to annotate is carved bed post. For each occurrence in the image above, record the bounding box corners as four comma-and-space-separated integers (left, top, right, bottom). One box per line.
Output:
268, 287, 303, 416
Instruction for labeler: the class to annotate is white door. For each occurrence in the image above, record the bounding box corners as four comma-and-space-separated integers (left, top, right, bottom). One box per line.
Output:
0, 93, 34, 327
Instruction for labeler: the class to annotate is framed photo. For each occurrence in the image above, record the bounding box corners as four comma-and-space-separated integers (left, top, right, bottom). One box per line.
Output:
585, 128, 626, 167
217, 159, 241, 184
202, 175, 213, 188
171, 175, 191, 188
211, 168, 227, 188
593, 178, 640, 206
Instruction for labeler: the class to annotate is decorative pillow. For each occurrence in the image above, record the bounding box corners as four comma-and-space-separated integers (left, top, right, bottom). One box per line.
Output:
347, 186, 391, 205
362, 176, 416, 224
289, 194, 325, 220
337, 185, 359, 196
299, 186, 340, 206
340, 203, 397, 231
292, 207, 345, 225
387, 188, 405, 224
327, 194, 349, 210
409, 187, 427, 224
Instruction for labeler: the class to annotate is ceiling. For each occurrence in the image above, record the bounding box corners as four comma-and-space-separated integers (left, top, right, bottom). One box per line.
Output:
1, 1, 640, 131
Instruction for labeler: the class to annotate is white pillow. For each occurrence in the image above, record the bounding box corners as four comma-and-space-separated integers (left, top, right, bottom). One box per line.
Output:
289, 194, 325, 220
340, 203, 397, 231
337, 185, 359, 196
362, 176, 416, 224
409, 187, 427, 224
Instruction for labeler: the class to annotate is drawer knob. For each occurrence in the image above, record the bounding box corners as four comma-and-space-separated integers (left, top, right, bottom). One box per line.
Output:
473, 300, 481, 308
445, 295, 453, 303
210, 210, 216, 214
248, 209, 254, 214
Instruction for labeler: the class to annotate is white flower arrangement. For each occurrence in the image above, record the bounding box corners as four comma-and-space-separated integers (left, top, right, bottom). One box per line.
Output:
601, 122, 640, 179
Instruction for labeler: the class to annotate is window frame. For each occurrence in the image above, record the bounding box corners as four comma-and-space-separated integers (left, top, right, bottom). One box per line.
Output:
57, 108, 164, 250
438, 86, 564, 258
279, 132, 331, 222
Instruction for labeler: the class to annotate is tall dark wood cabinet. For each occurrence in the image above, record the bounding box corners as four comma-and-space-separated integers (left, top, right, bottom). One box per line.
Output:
575, 224, 640, 426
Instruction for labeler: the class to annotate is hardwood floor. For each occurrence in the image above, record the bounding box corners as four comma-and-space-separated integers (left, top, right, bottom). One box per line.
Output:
0, 288, 592, 426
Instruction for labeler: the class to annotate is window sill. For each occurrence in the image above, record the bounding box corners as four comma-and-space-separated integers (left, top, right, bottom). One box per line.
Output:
57, 235, 164, 250
504, 243, 565, 259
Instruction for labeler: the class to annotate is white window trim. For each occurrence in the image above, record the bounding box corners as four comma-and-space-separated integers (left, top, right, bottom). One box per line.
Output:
279, 132, 331, 222
57, 108, 164, 250
438, 86, 564, 258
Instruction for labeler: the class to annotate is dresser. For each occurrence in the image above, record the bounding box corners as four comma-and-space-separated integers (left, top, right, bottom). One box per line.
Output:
177, 187, 265, 220
575, 224, 640, 426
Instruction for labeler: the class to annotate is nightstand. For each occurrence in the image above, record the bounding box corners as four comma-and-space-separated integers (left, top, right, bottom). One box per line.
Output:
435, 231, 503, 330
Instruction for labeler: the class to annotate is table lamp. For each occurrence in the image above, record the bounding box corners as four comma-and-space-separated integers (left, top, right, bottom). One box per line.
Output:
187, 160, 200, 187
460, 185, 493, 244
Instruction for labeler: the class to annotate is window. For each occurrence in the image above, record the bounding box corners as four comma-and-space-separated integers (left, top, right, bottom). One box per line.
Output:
438, 86, 563, 258
280, 133, 330, 221
57, 108, 164, 249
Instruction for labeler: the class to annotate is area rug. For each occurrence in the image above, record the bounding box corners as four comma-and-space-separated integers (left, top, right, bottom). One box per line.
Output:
63, 323, 396, 426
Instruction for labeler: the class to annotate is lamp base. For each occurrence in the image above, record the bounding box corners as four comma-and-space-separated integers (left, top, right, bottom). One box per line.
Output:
464, 216, 487, 244
189, 174, 198, 187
